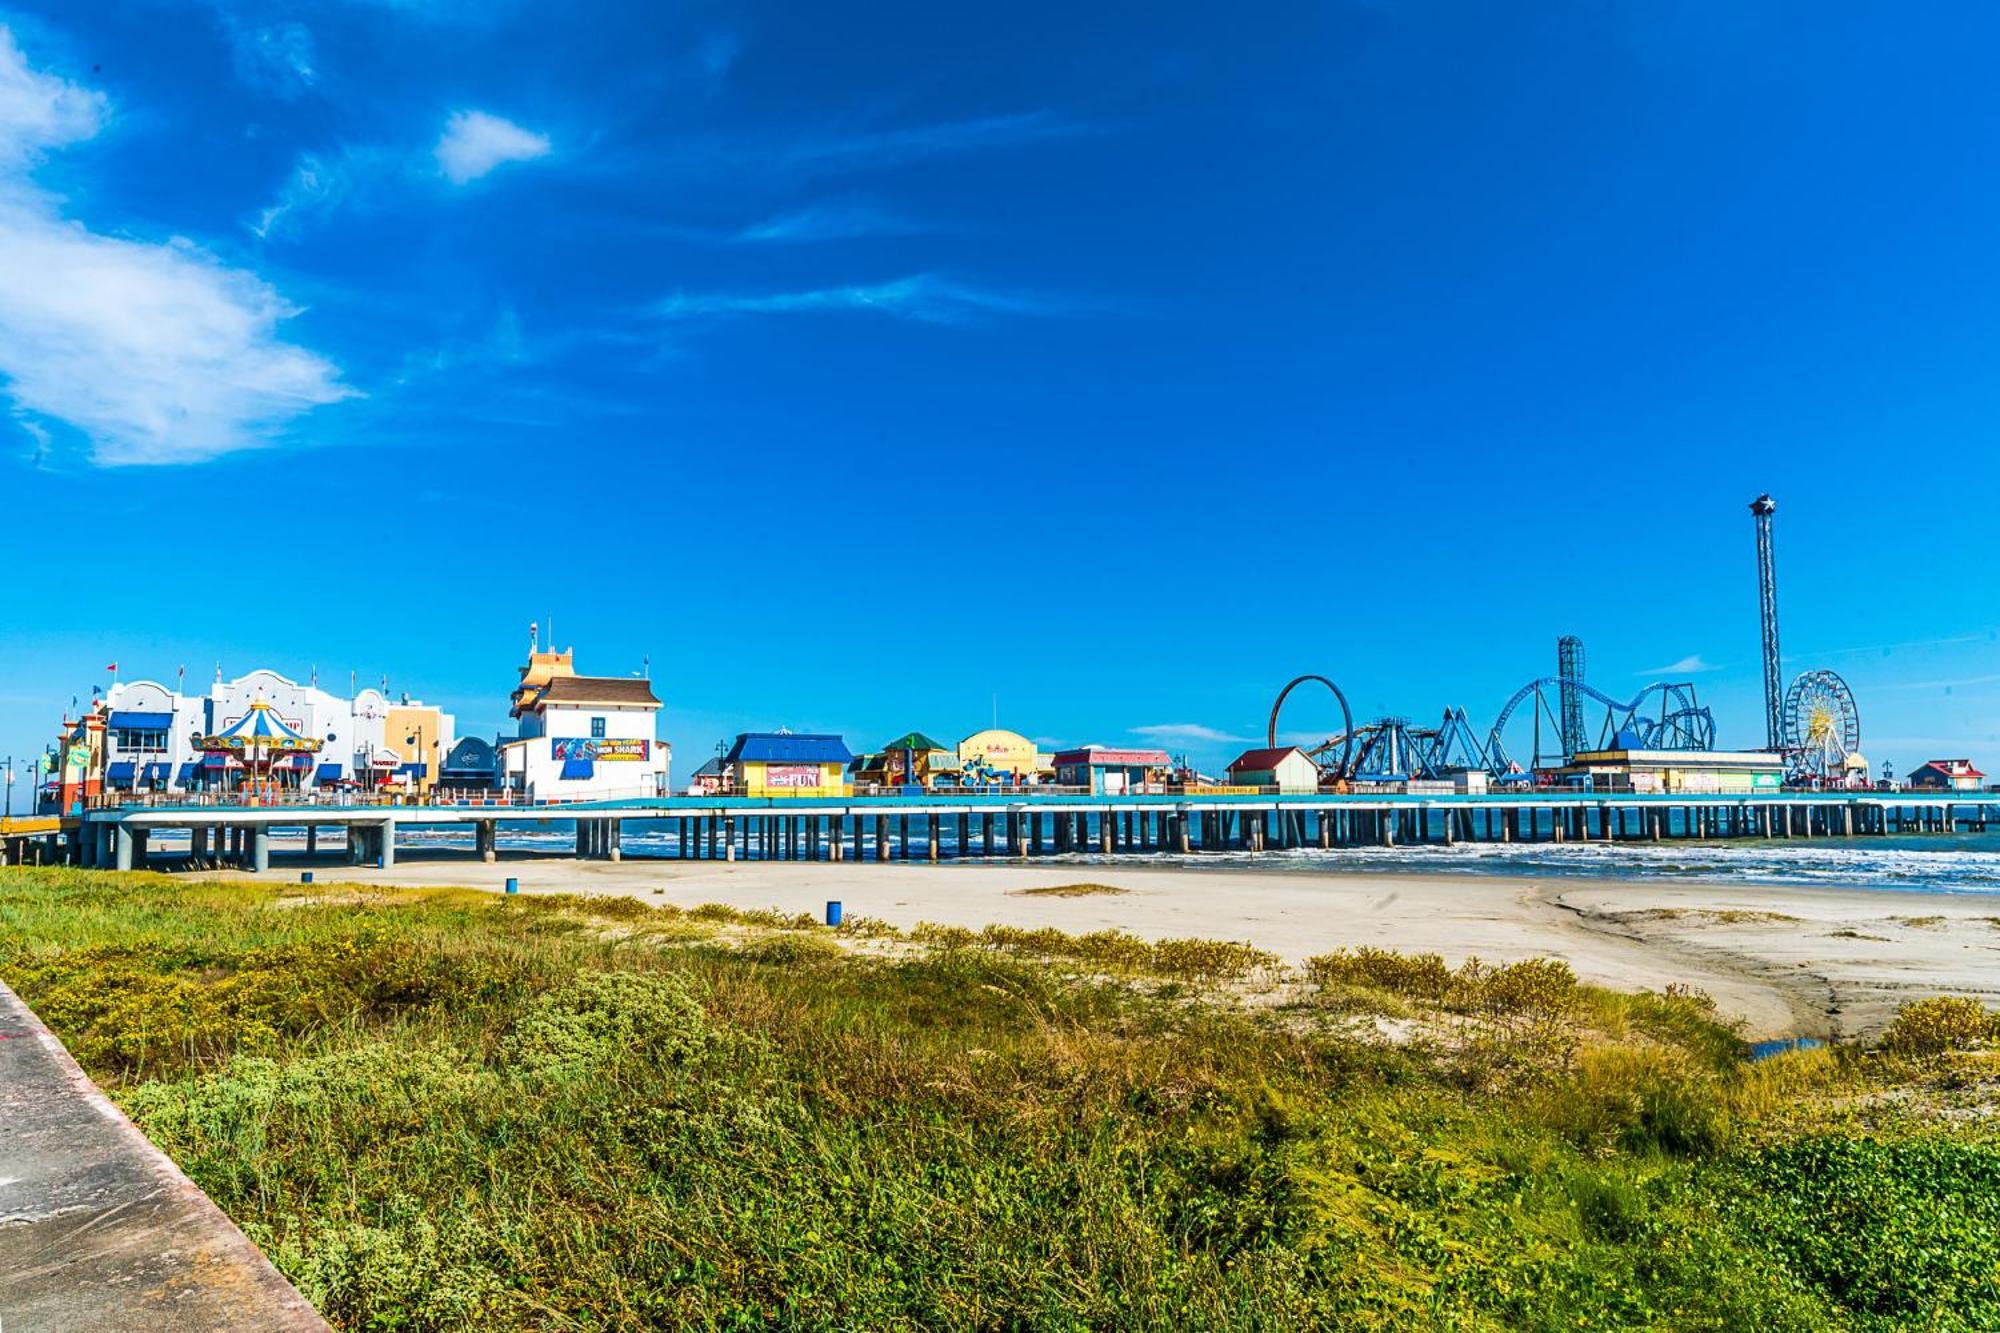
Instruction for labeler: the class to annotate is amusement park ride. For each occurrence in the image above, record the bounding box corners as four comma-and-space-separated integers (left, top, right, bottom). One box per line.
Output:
1266, 496, 1866, 790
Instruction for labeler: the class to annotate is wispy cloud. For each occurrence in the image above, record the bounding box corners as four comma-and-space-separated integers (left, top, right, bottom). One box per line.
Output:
1130, 723, 1254, 745
1637, 654, 1720, 676
0, 26, 348, 465
1875, 673, 2000, 693
434, 109, 550, 184
654, 273, 1072, 326
738, 197, 927, 244
779, 110, 1080, 176
1800, 630, 2000, 659
252, 147, 379, 238
216, 13, 317, 99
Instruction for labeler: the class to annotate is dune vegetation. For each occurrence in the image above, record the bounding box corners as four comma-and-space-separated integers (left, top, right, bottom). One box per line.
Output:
2, 867, 1997, 1331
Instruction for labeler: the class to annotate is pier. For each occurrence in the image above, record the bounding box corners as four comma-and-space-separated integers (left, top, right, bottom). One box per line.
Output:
55, 790, 2000, 873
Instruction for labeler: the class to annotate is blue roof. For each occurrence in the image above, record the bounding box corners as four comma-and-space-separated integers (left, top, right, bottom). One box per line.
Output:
109, 710, 173, 730
726, 732, 853, 764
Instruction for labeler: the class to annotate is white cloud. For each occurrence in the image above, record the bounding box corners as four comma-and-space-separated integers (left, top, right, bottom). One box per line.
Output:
1637, 654, 1720, 676
434, 109, 550, 184
738, 198, 926, 244
1130, 723, 1254, 745
0, 27, 103, 162
219, 16, 317, 98
654, 273, 1066, 325
0, 26, 348, 465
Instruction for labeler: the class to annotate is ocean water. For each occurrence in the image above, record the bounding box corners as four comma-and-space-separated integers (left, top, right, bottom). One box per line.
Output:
376, 823, 2000, 897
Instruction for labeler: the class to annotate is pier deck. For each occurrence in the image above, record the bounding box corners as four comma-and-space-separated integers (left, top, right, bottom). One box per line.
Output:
35, 790, 2000, 873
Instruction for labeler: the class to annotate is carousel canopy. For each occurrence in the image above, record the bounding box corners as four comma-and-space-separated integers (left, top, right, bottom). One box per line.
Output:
193, 700, 323, 755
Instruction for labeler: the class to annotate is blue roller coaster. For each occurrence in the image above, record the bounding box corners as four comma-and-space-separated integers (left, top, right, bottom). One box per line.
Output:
1267, 657, 1718, 784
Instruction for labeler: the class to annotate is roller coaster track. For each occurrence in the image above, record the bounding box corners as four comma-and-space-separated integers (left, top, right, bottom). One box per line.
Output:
1267, 675, 1354, 778
1485, 677, 1715, 774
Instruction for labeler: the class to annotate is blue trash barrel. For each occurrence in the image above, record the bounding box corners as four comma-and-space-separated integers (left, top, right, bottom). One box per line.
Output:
505, 877, 519, 895
300, 871, 313, 884
825, 900, 843, 927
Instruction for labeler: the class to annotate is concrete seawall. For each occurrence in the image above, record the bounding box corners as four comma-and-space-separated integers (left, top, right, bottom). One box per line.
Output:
0, 981, 328, 1331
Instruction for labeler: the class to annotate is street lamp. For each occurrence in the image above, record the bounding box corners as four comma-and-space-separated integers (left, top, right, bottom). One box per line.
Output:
406, 726, 425, 802
4, 755, 14, 823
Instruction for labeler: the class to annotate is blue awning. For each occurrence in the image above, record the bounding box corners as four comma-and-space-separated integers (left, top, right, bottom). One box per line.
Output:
106, 761, 136, 782
560, 757, 595, 781
109, 710, 173, 731
141, 762, 171, 783
397, 762, 429, 777
315, 764, 344, 782
177, 762, 198, 782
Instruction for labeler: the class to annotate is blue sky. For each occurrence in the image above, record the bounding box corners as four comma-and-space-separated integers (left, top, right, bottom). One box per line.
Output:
1, 0, 1997, 783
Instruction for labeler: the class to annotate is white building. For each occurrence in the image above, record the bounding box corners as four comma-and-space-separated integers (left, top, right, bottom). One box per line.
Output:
499, 647, 670, 801
94, 670, 453, 794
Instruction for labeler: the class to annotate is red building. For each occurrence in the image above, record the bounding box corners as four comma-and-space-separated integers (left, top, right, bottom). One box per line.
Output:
1906, 758, 1986, 792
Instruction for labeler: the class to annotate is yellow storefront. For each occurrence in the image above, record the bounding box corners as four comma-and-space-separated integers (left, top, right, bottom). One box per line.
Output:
726, 732, 854, 797
956, 728, 1045, 781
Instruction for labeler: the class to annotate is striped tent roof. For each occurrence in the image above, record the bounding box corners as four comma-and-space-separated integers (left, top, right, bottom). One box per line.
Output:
194, 700, 323, 754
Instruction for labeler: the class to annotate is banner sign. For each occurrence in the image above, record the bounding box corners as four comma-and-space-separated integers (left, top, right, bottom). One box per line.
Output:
764, 764, 823, 788
552, 737, 650, 762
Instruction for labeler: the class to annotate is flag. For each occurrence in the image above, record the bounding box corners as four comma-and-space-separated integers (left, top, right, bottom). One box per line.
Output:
104, 661, 117, 673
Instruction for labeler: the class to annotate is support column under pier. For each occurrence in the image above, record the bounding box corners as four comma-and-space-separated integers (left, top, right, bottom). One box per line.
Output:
251, 825, 270, 874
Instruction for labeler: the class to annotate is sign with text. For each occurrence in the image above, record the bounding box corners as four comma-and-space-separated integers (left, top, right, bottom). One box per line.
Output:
764, 764, 824, 788
551, 737, 652, 762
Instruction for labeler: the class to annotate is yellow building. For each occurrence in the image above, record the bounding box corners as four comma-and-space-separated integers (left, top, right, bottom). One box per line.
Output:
956, 728, 1045, 781
382, 703, 453, 793
725, 732, 853, 797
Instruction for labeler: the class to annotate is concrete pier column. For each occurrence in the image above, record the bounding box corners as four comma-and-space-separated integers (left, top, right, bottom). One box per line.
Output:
113, 824, 134, 871
929, 815, 941, 862
251, 825, 270, 874
378, 822, 396, 869
608, 819, 622, 862
306, 825, 319, 856
477, 820, 496, 862
724, 816, 737, 862
1098, 811, 1113, 855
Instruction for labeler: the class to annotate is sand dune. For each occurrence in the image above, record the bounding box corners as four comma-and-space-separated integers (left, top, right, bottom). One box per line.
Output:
189, 854, 2000, 1040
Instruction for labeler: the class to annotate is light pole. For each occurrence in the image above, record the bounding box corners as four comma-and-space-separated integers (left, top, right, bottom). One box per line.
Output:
4, 755, 13, 823
406, 726, 425, 803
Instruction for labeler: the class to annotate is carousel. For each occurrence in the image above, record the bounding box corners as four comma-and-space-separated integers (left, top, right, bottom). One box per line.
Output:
190, 699, 323, 801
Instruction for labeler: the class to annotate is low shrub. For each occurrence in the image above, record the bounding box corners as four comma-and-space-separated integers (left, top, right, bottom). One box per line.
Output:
1880, 996, 1997, 1056
501, 970, 709, 1076
1305, 948, 1454, 999
1149, 937, 1279, 982
740, 932, 841, 967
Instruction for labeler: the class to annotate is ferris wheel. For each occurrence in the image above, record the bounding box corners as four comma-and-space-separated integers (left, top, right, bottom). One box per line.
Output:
1781, 669, 1861, 784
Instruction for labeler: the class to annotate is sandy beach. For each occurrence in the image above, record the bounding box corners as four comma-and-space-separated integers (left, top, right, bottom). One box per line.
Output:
180, 851, 2000, 1041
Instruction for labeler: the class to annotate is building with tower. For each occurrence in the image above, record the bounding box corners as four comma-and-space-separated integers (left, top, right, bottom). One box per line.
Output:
499, 635, 671, 801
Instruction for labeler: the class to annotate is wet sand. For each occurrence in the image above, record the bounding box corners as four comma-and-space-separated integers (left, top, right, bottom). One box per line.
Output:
190, 853, 2000, 1040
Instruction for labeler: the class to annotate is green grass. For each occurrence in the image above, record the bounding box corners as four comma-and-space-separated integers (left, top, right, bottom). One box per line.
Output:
3, 867, 1997, 1331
